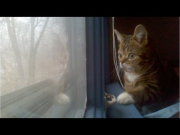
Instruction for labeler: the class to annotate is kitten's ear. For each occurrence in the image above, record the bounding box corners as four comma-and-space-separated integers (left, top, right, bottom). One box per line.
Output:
133, 24, 148, 44
114, 29, 125, 44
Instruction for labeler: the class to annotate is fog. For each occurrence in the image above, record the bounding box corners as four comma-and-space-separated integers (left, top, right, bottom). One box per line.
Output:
0, 17, 68, 95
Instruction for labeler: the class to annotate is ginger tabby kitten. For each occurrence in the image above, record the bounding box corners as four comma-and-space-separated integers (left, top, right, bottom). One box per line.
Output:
114, 24, 179, 111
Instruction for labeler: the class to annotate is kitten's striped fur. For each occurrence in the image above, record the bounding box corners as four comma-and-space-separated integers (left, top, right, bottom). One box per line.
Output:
115, 24, 179, 109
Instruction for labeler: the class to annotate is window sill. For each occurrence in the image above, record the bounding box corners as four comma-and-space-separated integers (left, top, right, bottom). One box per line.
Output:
0, 72, 75, 118
84, 105, 106, 118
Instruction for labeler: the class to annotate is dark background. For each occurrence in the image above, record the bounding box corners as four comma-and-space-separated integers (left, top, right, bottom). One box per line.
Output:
108, 17, 179, 83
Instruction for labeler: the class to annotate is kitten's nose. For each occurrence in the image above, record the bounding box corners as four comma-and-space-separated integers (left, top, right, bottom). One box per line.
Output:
121, 58, 127, 64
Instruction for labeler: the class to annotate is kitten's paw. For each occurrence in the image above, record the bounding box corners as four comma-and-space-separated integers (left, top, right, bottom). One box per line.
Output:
105, 93, 116, 108
56, 93, 70, 105
117, 92, 135, 104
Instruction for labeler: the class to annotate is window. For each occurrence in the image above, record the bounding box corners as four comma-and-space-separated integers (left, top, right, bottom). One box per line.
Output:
0, 17, 86, 118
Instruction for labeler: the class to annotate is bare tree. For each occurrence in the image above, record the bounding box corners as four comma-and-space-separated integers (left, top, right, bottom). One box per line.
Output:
1, 17, 67, 95
5, 17, 24, 81
28, 17, 49, 84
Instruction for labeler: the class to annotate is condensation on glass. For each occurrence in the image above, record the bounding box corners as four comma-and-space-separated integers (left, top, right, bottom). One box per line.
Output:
0, 17, 86, 118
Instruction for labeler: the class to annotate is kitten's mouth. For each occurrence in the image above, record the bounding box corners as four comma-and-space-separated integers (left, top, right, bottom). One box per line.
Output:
124, 67, 133, 72
120, 63, 134, 72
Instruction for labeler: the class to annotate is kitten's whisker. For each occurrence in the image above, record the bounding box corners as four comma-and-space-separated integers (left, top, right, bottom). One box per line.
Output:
116, 63, 124, 89
111, 68, 119, 79
113, 27, 124, 89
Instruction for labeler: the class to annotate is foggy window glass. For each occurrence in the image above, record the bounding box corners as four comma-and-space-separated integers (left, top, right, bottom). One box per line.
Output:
0, 17, 87, 118
0, 17, 68, 95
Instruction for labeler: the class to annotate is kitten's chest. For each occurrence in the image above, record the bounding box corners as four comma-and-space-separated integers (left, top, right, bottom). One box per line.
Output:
125, 72, 140, 82
124, 72, 141, 88
124, 73, 139, 90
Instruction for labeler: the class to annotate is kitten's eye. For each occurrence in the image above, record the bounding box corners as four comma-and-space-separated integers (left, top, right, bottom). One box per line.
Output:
129, 53, 134, 59
119, 53, 122, 58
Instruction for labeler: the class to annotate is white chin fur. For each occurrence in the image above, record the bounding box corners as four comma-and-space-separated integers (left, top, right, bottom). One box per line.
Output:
117, 92, 135, 104
125, 72, 140, 82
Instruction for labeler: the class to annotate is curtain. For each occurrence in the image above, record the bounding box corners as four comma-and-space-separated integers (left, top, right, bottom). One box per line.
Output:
0, 17, 86, 118
84, 17, 109, 118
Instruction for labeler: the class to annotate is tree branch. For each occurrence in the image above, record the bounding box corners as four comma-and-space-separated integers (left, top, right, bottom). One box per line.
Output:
5, 17, 12, 38
35, 17, 49, 50
34, 17, 39, 30
30, 17, 35, 49
5, 17, 24, 79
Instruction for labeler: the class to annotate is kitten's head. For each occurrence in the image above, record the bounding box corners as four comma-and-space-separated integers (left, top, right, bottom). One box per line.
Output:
115, 24, 151, 74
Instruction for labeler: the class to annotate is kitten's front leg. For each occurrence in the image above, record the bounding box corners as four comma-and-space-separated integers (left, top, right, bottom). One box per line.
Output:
117, 86, 146, 105
117, 92, 135, 104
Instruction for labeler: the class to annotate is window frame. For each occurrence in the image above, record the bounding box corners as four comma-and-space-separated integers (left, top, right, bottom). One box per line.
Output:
84, 17, 110, 118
